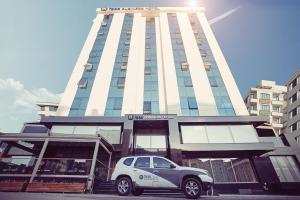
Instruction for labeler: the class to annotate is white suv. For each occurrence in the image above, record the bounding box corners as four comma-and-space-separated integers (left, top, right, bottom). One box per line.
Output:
111, 156, 213, 199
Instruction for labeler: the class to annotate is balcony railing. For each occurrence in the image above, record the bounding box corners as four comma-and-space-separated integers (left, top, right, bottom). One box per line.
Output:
0, 157, 37, 174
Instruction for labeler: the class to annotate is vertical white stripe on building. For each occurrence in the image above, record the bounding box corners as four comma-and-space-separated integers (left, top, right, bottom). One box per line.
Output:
197, 13, 249, 116
155, 17, 167, 114
177, 13, 218, 116
56, 14, 104, 116
122, 13, 145, 115
159, 12, 181, 115
85, 13, 125, 116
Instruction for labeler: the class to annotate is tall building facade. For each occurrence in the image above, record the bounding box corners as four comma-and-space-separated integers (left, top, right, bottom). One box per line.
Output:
285, 69, 300, 144
244, 80, 287, 136
57, 7, 248, 117
1, 7, 300, 194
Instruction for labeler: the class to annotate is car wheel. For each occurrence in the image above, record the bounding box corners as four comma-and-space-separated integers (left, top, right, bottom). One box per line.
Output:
116, 177, 132, 196
132, 188, 144, 196
183, 178, 202, 199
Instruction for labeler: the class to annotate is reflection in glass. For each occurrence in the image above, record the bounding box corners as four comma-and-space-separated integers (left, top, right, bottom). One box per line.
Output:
182, 158, 257, 183
0, 156, 36, 174
38, 158, 92, 175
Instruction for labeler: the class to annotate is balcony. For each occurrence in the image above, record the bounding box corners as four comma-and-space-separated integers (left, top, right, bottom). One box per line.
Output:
250, 98, 258, 103
259, 99, 271, 104
249, 110, 259, 115
272, 100, 283, 106
272, 123, 283, 128
259, 110, 271, 116
272, 111, 283, 117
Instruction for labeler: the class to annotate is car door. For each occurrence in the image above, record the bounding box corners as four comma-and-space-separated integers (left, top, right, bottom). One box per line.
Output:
152, 157, 180, 188
133, 157, 153, 187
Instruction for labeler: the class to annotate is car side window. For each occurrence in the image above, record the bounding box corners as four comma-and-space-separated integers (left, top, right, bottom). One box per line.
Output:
153, 157, 172, 169
134, 157, 150, 168
123, 158, 134, 166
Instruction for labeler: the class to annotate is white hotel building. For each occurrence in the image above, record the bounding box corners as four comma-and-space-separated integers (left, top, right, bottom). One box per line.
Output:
1, 7, 300, 194
57, 7, 248, 117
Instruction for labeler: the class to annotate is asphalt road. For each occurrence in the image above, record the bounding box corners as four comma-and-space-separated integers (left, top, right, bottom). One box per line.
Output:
0, 193, 300, 200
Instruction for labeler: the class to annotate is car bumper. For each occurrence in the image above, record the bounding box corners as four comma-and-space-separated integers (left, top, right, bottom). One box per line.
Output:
202, 181, 213, 191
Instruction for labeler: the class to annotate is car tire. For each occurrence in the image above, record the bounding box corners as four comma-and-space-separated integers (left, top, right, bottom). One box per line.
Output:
116, 177, 132, 196
182, 178, 202, 199
132, 188, 144, 196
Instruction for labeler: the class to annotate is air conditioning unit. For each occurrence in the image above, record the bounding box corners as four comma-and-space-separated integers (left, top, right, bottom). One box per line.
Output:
204, 62, 212, 71
181, 62, 189, 71
84, 63, 93, 71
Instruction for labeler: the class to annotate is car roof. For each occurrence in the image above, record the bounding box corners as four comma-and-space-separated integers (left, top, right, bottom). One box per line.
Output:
122, 155, 164, 159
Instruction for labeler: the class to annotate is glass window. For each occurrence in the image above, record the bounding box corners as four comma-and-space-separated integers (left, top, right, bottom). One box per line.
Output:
22, 125, 49, 133
134, 157, 150, 168
230, 125, 258, 143
181, 125, 208, 143
260, 104, 270, 111
144, 67, 152, 75
97, 126, 121, 144
187, 97, 198, 110
123, 158, 134, 166
51, 126, 75, 134
113, 97, 123, 110
135, 135, 166, 149
153, 157, 173, 168
206, 126, 234, 143
143, 101, 151, 114
73, 126, 98, 135
260, 93, 270, 99
184, 77, 193, 87
117, 77, 125, 88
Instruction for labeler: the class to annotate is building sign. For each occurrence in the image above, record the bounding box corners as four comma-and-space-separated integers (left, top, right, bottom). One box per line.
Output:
99, 7, 159, 12
127, 114, 174, 120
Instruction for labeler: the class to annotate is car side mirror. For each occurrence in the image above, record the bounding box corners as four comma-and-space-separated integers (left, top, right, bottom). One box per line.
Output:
170, 164, 176, 169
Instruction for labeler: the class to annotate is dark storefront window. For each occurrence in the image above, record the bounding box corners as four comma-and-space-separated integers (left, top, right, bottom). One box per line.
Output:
0, 140, 44, 174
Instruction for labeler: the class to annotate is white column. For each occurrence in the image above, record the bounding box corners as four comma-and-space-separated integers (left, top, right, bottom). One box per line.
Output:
155, 17, 167, 114
122, 13, 145, 115
159, 13, 181, 115
85, 13, 125, 116
56, 14, 104, 116
197, 12, 249, 116
177, 12, 218, 116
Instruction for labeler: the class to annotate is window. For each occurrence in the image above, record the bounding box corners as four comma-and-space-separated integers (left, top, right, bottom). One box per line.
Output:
187, 97, 198, 109
123, 158, 134, 166
184, 77, 193, 87
291, 122, 298, 132
260, 104, 270, 111
135, 135, 166, 149
122, 52, 128, 57
143, 101, 151, 114
196, 39, 202, 45
206, 125, 234, 143
209, 77, 218, 87
126, 31, 131, 35
273, 95, 279, 101
273, 106, 280, 112
117, 77, 125, 88
144, 67, 151, 75
40, 106, 45, 111
49, 106, 57, 111
134, 157, 150, 168
113, 97, 122, 110
78, 78, 88, 88
181, 125, 208, 143
290, 93, 297, 104
84, 63, 93, 71
146, 35, 151, 39
145, 57, 151, 61
153, 157, 173, 168
260, 93, 270, 99
230, 125, 258, 143
181, 62, 189, 71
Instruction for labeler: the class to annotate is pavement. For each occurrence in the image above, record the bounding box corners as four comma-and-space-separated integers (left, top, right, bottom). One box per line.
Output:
0, 192, 300, 200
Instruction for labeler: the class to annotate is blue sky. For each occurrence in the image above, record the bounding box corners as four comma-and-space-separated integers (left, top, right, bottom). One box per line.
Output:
0, 0, 299, 132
